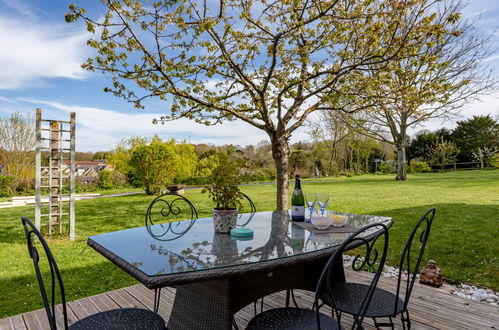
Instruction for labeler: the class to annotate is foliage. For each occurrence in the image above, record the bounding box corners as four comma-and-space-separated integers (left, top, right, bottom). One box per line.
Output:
408, 160, 431, 173
169, 140, 198, 182
308, 110, 383, 175
471, 147, 498, 169
66, 0, 451, 211
489, 153, 499, 168
196, 153, 219, 178
107, 136, 150, 176
452, 115, 499, 163
97, 169, 128, 189
0, 170, 498, 319
407, 129, 452, 162
0, 176, 15, 197
331, 0, 495, 181
129, 142, 177, 194
0, 112, 35, 194
427, 138, 459, 169
202, 153, 245, 210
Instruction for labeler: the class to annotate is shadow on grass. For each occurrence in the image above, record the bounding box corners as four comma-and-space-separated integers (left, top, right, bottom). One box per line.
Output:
1, 199, 497, 319
368, 203, 498, 290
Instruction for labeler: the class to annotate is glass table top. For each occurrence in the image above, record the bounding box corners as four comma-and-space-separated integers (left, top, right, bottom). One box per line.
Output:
88, 211, 391, 277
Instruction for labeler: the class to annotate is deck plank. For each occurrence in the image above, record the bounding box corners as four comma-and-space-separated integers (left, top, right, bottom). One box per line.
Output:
1, 270, 498, 330
8, 315, 26, 330
0, 317, 14, 330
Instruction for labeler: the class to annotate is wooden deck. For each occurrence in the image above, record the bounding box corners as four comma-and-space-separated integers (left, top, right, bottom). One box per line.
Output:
1, 270, 497, 330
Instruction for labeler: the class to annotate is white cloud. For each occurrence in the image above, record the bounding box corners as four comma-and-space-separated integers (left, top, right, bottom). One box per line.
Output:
1, 0, 37, 18
408, 92, 499, 135
16, 98, 270, 151
0, 15, 90, 90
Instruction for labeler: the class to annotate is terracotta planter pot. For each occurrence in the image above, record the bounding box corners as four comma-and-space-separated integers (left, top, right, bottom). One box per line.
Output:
212, 208, 238, 233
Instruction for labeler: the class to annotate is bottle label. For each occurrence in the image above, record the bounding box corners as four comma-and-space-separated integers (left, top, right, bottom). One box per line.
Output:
291, 206, 305, 221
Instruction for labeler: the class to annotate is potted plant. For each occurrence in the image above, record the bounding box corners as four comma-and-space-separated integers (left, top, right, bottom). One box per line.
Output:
202, 153, 245, 233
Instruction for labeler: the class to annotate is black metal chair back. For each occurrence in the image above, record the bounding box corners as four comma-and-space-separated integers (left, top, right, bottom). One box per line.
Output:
237, 192, 256, 227
316, 223, 389, 329
145, 193, 198, 241
395, 208, 436, 312
22, 217, 69, 330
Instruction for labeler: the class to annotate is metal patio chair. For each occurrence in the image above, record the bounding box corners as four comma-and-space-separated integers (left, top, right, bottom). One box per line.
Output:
145, 192, 199, 312
246, 222, 390, 330
237, 191, 257, 227
321, 208, 436, 329
21, 217, 165, 330
145, 192, 198, 241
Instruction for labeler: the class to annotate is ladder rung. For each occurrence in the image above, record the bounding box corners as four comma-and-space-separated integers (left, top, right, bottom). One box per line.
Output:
41, 119, 71, 124
39, 221, 70, 225
40, 185, 70, 188
39, 147, 71, 151
40, 138, 72, 142
40, 213, 70, 217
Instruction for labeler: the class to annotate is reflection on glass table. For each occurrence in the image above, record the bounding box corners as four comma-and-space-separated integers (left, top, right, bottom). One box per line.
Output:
87, 210, 392, 330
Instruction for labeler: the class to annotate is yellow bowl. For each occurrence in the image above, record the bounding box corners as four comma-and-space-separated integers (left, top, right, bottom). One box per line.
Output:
330, 214, 348, 227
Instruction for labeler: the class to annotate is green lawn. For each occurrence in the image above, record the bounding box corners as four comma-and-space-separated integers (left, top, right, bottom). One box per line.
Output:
0, 170, 498, 318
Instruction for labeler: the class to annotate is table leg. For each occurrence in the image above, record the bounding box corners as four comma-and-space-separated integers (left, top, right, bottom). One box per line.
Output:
167, 279, 232, 330
166, 256, 342, 330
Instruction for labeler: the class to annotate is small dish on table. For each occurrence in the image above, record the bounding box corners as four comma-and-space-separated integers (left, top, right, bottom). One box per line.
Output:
330, 213, 349, 227
311, 211, 332, 230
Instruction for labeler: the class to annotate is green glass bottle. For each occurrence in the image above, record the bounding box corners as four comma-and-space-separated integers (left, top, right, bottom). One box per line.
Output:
291, 175, 305, 221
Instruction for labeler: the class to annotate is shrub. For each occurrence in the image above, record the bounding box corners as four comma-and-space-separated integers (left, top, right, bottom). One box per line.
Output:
489, 153, 499, 168
409, 160, 431, 173
0, 176, 15, 197
98, 169, 128, 189
129, 142, 177, 195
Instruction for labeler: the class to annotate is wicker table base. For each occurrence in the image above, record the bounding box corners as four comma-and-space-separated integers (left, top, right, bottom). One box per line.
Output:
166, 256, 345, 330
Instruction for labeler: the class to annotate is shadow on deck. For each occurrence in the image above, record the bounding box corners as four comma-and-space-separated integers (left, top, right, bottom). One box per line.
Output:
1, 270, 497, 329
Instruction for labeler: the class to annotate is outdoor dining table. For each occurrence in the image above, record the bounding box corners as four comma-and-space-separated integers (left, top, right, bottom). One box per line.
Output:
87, 210, 392, 330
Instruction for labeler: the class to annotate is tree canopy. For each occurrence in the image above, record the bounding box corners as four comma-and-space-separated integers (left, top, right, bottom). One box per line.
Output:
452, 115, 499, 163
67, 0, 457, 209
325, 0, 495, 180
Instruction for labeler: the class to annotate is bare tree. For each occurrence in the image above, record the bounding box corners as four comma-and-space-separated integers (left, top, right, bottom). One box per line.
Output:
0, 112, 36, 192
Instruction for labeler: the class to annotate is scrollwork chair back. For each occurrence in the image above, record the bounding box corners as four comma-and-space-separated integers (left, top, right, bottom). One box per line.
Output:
316, 223, 389, 329
395, 207, 436, 312
237, 192, 256, 227
145, 193, 198, 241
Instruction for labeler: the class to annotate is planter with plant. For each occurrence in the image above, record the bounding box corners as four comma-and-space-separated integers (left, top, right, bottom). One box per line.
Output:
202, 154, 245, 233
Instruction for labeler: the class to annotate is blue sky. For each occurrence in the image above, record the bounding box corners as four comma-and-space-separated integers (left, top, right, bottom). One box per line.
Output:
0, 0, 498, 152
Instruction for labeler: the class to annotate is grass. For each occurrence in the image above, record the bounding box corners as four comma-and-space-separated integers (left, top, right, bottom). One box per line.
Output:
0, 170, 497, 318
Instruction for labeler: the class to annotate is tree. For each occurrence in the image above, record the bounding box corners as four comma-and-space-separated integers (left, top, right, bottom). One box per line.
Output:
67, 0, 451, 210
0, 112, 36, 194
427, 138, 459, 170
407, 128, 452, 162
333, 1, 495, 180
308, 110, 382, 175
168, 139, 198, 182
129, 142, 177, 194
452, 115, 499, 164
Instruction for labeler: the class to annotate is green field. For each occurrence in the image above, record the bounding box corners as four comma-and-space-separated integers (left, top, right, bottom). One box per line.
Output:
0, 170, 498, 318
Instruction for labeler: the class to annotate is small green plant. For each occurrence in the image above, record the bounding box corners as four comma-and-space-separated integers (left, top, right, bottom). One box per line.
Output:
408, 160, 431, 173
202, 153, 245, 210
0, 176, 15, 197
490, 153, 499, 168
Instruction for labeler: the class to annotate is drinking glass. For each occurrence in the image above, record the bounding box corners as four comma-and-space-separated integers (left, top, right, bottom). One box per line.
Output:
305, 195, 317, 222
316, 194, 329, 215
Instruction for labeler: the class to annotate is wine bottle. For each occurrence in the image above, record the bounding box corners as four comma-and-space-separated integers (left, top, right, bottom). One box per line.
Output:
291, 175, 305, 221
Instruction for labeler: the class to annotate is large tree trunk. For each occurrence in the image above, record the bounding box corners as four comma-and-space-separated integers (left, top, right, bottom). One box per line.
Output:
395, 145, 407, 181
271, 137, 290, 211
